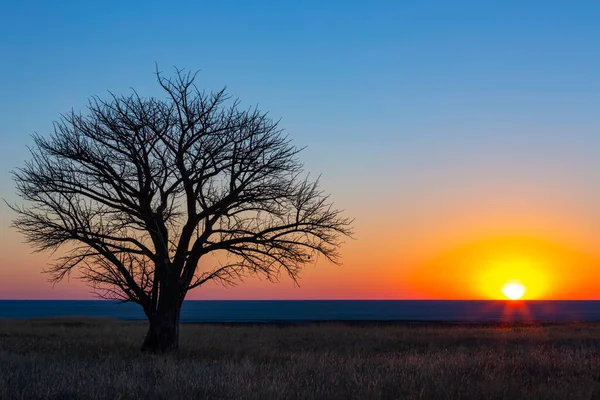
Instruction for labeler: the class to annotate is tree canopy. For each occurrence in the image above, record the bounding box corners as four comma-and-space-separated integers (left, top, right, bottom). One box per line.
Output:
10, 69, 353, 351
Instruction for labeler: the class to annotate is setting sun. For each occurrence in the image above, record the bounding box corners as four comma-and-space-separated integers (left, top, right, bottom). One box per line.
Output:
502, 282, 526, 300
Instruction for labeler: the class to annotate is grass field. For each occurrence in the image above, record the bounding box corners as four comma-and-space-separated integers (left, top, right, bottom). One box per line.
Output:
1, 319, 600, 399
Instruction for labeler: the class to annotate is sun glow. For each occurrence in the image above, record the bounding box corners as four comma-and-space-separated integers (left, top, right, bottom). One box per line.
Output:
478, 256, 548, 300
407, 235, 600, 300
501, 282, 526, 300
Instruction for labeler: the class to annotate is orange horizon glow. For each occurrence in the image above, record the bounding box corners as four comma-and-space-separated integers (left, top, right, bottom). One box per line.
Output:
2, 223, 600, 300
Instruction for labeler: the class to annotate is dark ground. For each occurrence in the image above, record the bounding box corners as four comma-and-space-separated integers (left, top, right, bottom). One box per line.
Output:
1, 319, 600, 399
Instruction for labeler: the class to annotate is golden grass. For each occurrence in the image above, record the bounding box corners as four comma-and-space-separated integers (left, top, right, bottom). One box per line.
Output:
1, 319, 600, 399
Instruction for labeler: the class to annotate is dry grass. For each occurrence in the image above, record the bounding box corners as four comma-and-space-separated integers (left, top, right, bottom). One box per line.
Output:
1, 319, 600, 399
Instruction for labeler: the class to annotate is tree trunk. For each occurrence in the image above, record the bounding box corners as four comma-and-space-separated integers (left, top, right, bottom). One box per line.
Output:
141, 298, 181, 353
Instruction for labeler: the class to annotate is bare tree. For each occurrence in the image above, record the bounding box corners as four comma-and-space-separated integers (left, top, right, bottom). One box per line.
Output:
10, 68, 353, 352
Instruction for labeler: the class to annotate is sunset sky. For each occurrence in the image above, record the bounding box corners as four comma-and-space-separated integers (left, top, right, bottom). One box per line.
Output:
1, 1, 600, 300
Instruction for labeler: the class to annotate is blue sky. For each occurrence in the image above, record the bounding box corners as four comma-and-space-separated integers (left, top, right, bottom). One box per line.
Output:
1, 1, 599, 188
1, 1, 600, 298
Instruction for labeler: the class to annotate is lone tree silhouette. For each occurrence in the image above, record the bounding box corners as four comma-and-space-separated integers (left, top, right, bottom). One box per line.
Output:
10, 69, 353, 352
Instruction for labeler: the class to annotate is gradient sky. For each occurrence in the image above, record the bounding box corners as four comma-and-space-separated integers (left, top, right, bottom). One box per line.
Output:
1, 1, 600, 300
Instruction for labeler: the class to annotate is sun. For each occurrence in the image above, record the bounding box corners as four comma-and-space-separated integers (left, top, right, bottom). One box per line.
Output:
501, 282, 526, 300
